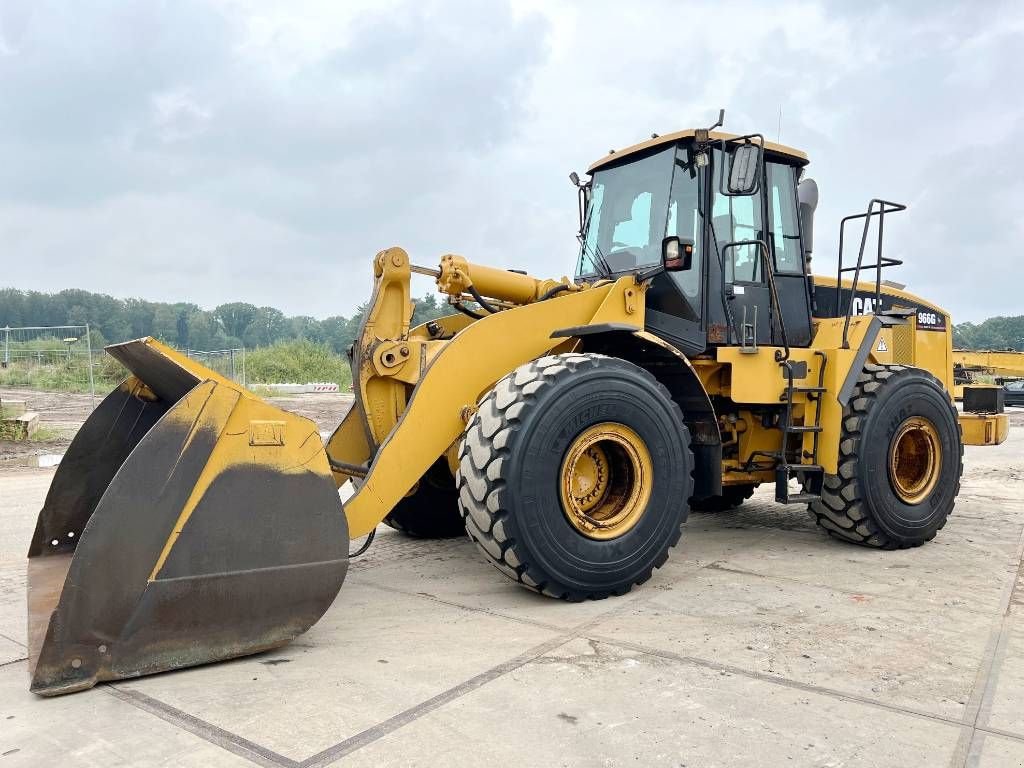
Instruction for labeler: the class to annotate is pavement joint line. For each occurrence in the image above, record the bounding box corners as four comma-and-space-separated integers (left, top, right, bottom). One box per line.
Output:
700, 561, 1005, 619
104, 685, 298, 768
0, 657, 28, 668
590, 632, 1024, 750
297, 633, 577, 768
89, 582, 648, 768
586, 632, 980, 730
300, 531, 782, 768
950, 522, 1024, 768
0, 631, 27, 649
963, 729, 987, 768
299, 610, 629, 768
354, 527, 779, 638
975, 723, 1024, 745
356, 580, 568, 633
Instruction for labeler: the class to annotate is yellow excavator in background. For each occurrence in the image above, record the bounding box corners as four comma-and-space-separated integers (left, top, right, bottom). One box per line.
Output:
27, 113, 1009, 696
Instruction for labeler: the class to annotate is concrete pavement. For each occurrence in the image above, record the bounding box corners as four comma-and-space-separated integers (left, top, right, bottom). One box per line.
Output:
1, 425, 1022, 767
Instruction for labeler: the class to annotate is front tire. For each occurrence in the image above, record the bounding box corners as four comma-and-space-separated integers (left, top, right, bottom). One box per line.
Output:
383, 459, 465, 538
810, 364, 962, 549
456, 353, 693, 600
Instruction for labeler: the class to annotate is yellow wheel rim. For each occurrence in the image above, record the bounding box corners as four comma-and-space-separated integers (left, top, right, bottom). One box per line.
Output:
559, 422, 652, 540
888, 416, 942, 505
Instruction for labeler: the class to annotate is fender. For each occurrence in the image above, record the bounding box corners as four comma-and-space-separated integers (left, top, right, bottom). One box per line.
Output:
340, 276, 647, 538
580, 329, 723, 499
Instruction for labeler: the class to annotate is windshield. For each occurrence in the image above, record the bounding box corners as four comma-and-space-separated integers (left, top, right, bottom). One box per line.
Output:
577, 146, 677, 277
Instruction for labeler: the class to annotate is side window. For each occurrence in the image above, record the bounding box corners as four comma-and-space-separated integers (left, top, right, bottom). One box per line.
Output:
666, 162, 702, 301
712, 149, 763, 283
767, 162, 803, 273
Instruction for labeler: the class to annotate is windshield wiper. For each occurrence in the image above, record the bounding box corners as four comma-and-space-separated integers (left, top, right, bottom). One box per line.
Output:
587, 242, 614, 279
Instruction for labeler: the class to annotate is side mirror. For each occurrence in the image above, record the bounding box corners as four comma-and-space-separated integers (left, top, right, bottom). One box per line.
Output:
798, 177, 819, 256
662, 236, 694, 271
727, 143, 761, 195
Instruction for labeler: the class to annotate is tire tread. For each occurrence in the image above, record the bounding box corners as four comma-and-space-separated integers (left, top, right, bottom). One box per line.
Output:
808, 363, 963, 549
456, 352, 692, 601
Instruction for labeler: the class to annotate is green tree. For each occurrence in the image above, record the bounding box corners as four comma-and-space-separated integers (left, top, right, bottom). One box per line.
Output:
0, 285, 462, 352
67, 304, 89, 327
152, 305, 179, 342
215, 302, 259, 340
244, 306, 287, 347
953, 316, 1024, 351
288, 315, 325, 343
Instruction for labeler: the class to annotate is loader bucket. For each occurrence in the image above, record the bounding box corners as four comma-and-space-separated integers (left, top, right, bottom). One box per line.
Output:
27, 338, 348, 696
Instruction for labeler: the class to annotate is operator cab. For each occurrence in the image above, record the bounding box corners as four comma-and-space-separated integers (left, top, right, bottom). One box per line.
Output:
574, 122, 814, 356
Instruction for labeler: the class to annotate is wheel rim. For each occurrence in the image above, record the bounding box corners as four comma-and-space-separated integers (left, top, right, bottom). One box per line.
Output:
888, 416, 941, 505
559, 422, 652, 540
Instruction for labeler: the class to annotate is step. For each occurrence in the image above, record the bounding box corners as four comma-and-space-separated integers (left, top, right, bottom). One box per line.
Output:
784, 425, 823, 433
786, 464, 824, 475
0, 399, 28, 417
776, 492, 821, 505
0, 411, 40, 441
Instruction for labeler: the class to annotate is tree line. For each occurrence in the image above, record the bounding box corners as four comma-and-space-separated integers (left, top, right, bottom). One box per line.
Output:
2, 285, 1020, 353
952, 316, 1024, 351
0, 287, 455, 353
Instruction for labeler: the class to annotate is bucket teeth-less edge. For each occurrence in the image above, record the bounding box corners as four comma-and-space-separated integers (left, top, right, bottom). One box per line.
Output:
27, 339, 348, 696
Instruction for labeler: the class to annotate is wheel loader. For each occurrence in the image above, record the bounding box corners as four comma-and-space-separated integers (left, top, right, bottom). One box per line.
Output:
26, 114, 1009, 696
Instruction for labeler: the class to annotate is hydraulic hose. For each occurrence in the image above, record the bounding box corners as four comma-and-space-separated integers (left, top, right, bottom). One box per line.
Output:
539, 284, 571, 301
467, 284, 499, 314
454, 302, 484, 320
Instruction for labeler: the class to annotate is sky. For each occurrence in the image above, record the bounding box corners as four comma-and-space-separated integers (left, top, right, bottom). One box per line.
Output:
1, 0, 1022, 322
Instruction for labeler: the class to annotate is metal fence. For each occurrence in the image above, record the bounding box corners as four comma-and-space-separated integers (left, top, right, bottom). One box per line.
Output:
0, 325, 246, 401
0, 325, 95, 399
182, 348, 246, 386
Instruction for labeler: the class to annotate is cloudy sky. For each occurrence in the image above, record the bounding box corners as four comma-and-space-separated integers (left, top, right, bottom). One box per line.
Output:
1, 0, 1021, 321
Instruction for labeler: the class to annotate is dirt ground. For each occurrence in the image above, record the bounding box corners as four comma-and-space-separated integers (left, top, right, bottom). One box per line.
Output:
0, 388, 353, 463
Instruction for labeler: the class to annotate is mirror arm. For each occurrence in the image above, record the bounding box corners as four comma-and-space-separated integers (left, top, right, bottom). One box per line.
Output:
635, 264, 665, 283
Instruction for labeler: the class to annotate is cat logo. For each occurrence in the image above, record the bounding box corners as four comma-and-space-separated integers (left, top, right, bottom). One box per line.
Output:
877, 338, 889, 353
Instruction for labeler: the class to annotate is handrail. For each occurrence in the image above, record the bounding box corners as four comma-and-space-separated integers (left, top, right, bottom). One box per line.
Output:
836, 198, 906, 348
721, 238, 791, 361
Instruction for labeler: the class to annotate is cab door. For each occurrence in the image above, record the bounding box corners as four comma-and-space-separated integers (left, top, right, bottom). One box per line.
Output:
644, 148, 707, 355
765, 161, 813, 347
710, 147, 771, 348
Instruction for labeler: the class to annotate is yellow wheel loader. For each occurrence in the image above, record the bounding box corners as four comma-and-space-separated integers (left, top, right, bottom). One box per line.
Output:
27, 114, 1009, 696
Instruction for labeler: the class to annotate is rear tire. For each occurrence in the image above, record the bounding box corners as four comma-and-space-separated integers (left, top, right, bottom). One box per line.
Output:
383, 459, 465, 538
810, 363, 962, 549
691, 484, 756, 512
456, 353, 693, 601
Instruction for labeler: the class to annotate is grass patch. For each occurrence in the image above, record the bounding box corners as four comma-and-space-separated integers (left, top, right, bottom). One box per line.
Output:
246, 384, 280, 398
0, 419, 63, 442
245, 340, 352, 389
0, 340, 352, 395
28, 424, 65, 443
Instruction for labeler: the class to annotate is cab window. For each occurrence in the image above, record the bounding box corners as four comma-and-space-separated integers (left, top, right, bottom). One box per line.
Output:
711, 148, 763, 283
766, 162, 803, 274
577, 147, 674, 275
665, 151, 702, 302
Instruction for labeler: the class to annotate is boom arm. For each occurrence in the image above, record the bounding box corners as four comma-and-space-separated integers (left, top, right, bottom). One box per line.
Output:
325, 247, 646, 538
953, 349, 1024, 380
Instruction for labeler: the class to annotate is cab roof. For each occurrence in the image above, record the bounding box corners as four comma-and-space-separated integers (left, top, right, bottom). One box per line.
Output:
587, 129, 809, 174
